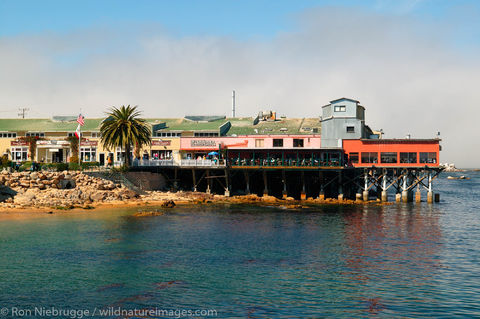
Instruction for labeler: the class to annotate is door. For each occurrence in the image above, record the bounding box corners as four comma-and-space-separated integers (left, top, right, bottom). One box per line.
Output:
52, 150, 64, 163
99, 153, 105, 166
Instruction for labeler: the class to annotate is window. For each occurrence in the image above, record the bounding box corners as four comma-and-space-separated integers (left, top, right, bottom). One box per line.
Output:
420, 152, 437, 164
67, 132, 75, 137
255, 139, 264, 147
381, 152, 397, 164
91, 132, 99, 138
116, 150, 133, 162
26, 132, 44, 137
361, 152, 378, 163
11, 147, 28, 161
155, 132, 181, 137
349, 152, 359, 163
273, 139, 283, 147
194, 132, 218, 137
312, 128, 319, 133
0, 132, 16, 138
293, 139, 304, 147
334, 105, 346, 112
346, 126, 355, 133
400, 152, 417, 163
80, 147, 97, 162
151, 150, 172, 160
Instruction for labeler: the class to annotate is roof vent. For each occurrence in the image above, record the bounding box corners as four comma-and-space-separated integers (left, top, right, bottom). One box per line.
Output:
258, 111, 276, 121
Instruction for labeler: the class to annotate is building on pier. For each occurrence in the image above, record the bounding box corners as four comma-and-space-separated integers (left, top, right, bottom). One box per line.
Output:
0, 98, 440, 170
0, 98, 443, 201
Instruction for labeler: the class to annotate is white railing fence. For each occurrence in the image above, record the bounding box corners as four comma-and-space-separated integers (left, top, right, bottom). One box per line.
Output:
131, 159, 225, 167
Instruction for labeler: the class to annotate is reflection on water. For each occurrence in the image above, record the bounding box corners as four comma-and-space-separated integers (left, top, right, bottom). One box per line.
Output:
0, 173, 479, 318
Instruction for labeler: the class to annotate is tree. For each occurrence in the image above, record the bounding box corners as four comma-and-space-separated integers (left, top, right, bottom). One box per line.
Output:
19, 136, 43, 162
66, 136, 82, 163
100, 105, 151, 167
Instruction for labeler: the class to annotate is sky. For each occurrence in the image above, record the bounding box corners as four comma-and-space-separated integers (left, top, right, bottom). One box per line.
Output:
0, 0, 479, 167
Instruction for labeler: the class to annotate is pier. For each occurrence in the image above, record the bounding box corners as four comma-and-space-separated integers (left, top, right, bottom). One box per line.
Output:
0, 97, 444, 203
130, 159, 443, 203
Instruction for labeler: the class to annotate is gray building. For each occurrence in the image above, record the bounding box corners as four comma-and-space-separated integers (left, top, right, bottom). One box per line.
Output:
320, 98, 372, 148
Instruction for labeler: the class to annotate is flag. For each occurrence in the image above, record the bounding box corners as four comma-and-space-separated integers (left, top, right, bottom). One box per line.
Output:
77, 113, 85, 126
75, 124, 81, 138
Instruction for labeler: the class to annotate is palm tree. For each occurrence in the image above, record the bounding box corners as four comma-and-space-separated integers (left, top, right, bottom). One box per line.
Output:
100, 105, 151, 167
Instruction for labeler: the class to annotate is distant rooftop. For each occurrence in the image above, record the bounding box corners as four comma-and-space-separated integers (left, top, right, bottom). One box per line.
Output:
329, 97, 360, 104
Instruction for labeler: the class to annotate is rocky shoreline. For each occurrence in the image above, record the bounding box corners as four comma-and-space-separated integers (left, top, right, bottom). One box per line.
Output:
0, 170, 388, 214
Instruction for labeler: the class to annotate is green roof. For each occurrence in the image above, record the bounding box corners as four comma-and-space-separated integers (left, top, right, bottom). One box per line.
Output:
227, 117, 321, 135
158, 118, 229, 131
0, 118, 103, 132
0, 117, 321, 135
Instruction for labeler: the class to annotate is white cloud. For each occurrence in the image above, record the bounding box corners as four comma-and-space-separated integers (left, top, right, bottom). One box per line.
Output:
0, 7, 478, 167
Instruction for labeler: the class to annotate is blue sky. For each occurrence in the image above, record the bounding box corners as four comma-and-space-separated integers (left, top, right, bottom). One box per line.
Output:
1, 0, 478, 43
0, 0, 479, 166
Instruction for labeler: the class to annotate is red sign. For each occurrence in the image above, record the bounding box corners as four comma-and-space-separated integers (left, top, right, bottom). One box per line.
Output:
152, 140, 171, 146
80, 140, 98, 146
11, 140, 28, 146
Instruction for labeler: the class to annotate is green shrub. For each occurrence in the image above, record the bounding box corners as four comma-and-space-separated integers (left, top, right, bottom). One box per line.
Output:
19, 161, 33, 171
68, 162, 81, 171
81, 162, 100, 170
55, 163, 69, 171
39, 161, 101, 171
40, 162, 68, 172
0, 155, 11, 168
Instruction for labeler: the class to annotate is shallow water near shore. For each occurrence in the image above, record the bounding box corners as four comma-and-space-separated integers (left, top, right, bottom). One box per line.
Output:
0, 172, 479, 318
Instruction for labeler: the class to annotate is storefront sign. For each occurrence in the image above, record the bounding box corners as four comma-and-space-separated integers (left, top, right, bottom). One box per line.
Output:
190, 140, 217, 147
10, 140, 28, 146
152, 139, 171, 146
37, 140, 69, 146
80, 140, 98, 146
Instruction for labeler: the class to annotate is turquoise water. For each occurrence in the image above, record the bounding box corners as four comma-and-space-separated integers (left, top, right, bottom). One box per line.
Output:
0, 172, 480, 318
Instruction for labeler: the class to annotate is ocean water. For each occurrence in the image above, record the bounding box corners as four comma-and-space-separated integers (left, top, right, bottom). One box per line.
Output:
0, 172, 479, 318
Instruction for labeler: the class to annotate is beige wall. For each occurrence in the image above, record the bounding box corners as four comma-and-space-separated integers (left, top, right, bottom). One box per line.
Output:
2, 133, 183, 164
0, 138, 15, 157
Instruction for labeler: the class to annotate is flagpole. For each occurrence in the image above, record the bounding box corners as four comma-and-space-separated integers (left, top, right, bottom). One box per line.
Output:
78, 109, 81, 166
76, 112, 85, 167
78, 128, 81, 166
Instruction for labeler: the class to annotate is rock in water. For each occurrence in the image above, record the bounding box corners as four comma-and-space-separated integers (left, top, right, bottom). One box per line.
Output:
161, 200, 176, 208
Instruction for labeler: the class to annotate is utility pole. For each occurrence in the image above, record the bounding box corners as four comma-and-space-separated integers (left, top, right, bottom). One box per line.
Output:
18, 107, 29, 119
232, 90, 236, 118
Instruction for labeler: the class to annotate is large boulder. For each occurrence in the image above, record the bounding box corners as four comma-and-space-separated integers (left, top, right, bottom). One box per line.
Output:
14, 191, 36, 205
19, 181, 30, 188
119, 189, 138, 200
261, 195, 279, 203
0, 185, 17, 202
58, 179, 76, 189
90, 192, 106, 202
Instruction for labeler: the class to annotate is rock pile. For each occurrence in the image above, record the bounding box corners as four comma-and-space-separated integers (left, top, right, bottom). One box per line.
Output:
0, 170, 139, 209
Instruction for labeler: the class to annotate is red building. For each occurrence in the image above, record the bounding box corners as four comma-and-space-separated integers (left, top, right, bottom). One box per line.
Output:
343, 139, 440, 168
